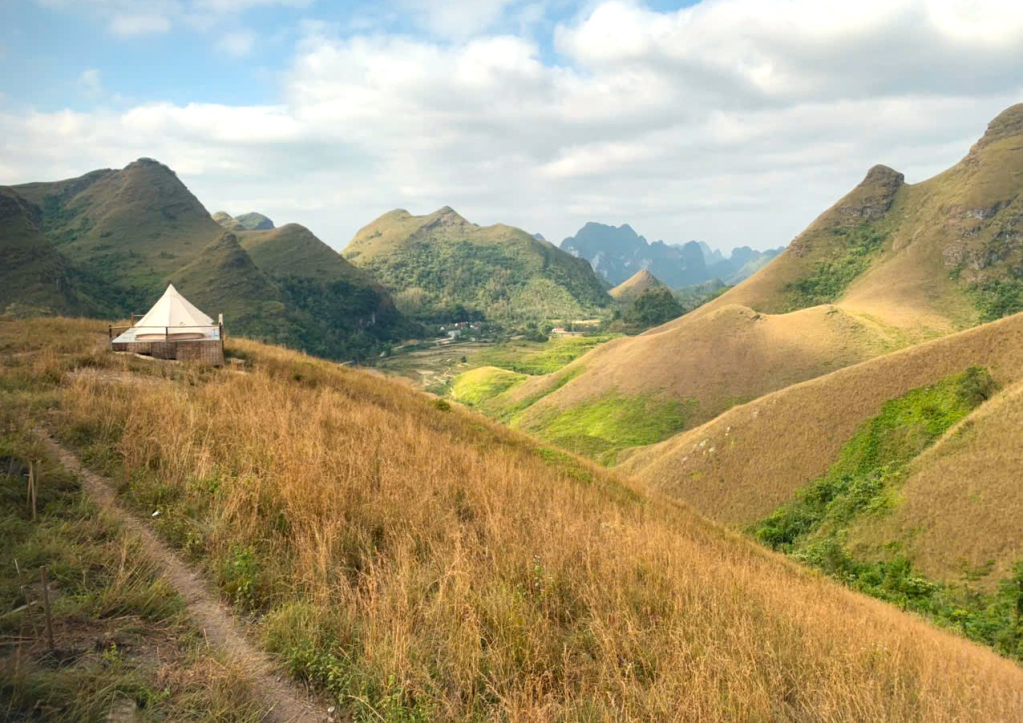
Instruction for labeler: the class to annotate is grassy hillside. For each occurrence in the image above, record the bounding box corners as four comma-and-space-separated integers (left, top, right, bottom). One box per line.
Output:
213, 210, 244, 231
344, 207, 611, 325
17, 158, 223, 297
846, 377, 1023, 587
0, 187, 97, 317
618, 310, 1023, 650
237, 223, 408, 360
4, 317, 1023, 719
4, 159, 406, 361
620, 312, 1023, 525
0, 398, 269, 719
724, 104, 1023, 327
239, 224, 366, 284
508, 303, 901, 460
743, 367, 1022, 660
476, 104, 1023, 459
234, 212, 273, 231
609, 269, 666, 302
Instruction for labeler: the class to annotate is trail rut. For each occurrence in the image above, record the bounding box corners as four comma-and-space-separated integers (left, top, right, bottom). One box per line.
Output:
32, 428, 324, 723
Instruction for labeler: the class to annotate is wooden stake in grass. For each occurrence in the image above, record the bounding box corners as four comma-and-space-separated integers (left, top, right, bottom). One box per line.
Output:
14, 559, 39, 638
40, 566, 54, 652
27, 460, 38, 521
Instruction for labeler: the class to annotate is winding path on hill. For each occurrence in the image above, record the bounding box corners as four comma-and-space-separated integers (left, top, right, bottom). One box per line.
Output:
32, 427, 324, 723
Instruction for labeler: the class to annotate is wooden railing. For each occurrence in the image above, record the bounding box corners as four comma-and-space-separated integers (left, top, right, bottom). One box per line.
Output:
108, 324, 224, 344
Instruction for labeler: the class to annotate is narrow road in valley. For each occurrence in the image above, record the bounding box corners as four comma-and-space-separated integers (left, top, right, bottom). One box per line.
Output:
32, 428, 325, 723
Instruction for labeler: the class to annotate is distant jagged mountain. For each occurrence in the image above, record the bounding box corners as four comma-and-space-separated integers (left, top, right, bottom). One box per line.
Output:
3, 158, 403, 360
344, 207, 611, 324
560, 221, 782, 288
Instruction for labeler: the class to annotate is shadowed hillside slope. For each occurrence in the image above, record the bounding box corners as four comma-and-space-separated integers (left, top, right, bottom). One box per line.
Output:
344, 207, 611, 324
14, 158, 225, 296
2, 316, 1023, 720
237, 223, 407, 359
491, 105, 1023, 459
239, 223, 378, 286
0, 187, 99, 316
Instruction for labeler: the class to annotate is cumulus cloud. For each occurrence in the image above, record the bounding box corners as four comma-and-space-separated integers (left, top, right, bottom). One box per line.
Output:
398, 0, 523, 39
34, 0, 309, 36
8, 0, 1023, 251
195, 0, 314, 11
35, 0, 181, 35
216, 28, 257, 56
555, 0, 1023, 101
108, 11, 174, 35
76, 69, 104, 99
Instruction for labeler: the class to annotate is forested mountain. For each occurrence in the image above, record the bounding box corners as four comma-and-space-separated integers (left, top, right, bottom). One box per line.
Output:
344, 206, 612, 325
2, 158, 404, 360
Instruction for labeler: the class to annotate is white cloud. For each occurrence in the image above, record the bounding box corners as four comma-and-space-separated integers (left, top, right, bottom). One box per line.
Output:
109, 11, 175, 35
195, 0, 314, 10
216, 29, 257, 56
7, 0, 1023, 252
34, 0, 307, 37
76, 69, 104, 98
34, 0, 183, 36
399, 0, 521, 39
555, 0, 1023, 102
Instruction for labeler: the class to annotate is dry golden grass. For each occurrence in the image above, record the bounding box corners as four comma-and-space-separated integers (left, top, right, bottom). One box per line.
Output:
0, 387, 272, 721
513, 302, 901, 438
4, 318, 1023, 720
619, 312, 1023, 528
846, 378, 1023, 588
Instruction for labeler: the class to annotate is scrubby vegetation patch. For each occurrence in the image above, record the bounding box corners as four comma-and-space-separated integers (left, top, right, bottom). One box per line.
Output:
750, 367, 1023, 660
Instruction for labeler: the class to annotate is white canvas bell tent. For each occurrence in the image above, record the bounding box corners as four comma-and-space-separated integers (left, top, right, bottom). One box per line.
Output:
112, 284, 221, 343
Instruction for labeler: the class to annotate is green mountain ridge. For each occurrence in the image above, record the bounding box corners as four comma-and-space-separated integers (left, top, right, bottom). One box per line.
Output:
2, 158, 404, 360
344, 206, 612, 325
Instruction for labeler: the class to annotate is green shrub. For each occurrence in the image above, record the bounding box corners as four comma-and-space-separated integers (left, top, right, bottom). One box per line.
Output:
749, 366, 1023, 660
621, 288, 684, 331
966, 278, 1023, 322
785, 224, 886, 308
219, 545, 264, 611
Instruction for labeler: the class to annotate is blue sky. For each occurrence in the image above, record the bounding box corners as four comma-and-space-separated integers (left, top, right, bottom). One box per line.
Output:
4, 0, 680, 110
1, 0, 1022, 251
